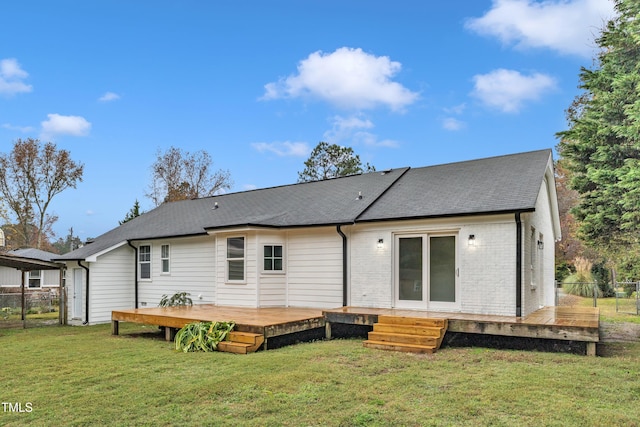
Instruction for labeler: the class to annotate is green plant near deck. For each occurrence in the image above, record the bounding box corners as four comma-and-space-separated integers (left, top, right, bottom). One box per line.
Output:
159, 291, 193, 307
174, 320, 235, 352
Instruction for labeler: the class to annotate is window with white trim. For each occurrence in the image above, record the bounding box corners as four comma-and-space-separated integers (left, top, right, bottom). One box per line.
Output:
161, 244, 170, 274
28, 270, 41, 288
227, 237, 245, 281
139, 245, 151, 280
263, 245, 283, 272
530, 227, 537, 287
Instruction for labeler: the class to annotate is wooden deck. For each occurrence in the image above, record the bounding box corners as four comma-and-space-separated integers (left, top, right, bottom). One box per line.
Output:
112, 304, 600, 355
323, 306, 600, 356
111, 305, 325, 349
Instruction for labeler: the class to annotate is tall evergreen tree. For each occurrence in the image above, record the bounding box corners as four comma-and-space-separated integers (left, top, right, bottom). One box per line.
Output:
557, 0, 640, 258
298, 142, 375, 182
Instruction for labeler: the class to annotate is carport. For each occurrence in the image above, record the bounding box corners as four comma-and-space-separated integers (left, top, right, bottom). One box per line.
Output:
0, 252, 65, 327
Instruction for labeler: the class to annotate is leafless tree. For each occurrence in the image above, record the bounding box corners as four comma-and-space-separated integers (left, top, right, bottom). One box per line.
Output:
146, 147, 232, 206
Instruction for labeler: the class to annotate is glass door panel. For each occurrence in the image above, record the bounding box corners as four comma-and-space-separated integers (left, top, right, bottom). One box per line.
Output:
429, 236, 456, 303
398, 237, 423, 301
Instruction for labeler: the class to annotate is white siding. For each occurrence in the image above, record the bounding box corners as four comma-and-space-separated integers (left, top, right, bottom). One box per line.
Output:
522, 177, 557, 315
257, 233, 287, 307
0, 268, 60, 288
137, 236, 216, 307
215, 232, 257, 307
0, 267, 23, 287
286, 228, 343, 309
87, 244, 135, 324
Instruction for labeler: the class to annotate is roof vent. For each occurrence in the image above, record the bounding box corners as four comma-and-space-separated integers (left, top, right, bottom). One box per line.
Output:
212, 202, 219, 210
380, 169, 392, 175
356, 191, 363, 201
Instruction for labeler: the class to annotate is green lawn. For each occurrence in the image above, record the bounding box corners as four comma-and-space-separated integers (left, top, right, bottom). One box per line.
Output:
1, 323, 639, 426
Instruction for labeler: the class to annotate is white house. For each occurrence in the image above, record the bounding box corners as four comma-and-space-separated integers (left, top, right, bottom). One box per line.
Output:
56, 149, 561, 325
0, 248, 62, 292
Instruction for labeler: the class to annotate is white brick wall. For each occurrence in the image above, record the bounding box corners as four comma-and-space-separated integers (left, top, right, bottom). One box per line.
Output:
349, 215, 519, 316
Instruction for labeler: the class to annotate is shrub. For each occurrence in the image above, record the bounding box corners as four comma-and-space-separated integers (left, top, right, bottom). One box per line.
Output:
159, 292, 193, 307
174, 321, 235, 352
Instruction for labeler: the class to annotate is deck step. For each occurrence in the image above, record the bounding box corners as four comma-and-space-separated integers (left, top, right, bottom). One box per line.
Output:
372, 323, 442, 337
218, 331, 265, 354
363, 340, 437, 354
364, 316, 448, 354
367, 331, 438, 347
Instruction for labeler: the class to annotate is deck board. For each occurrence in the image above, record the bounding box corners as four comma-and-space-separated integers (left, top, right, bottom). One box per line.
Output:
112, 305, 326, 338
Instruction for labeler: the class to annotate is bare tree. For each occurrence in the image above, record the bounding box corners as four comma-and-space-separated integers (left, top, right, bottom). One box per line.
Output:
146, 147, 232, 206
0, 138, 84, 249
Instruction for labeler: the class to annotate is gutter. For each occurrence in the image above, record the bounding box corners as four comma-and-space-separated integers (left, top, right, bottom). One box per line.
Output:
78, 260, 90, 324
127, 240, 139, 308
336, 225, 348, 307
515, 212, 523, 317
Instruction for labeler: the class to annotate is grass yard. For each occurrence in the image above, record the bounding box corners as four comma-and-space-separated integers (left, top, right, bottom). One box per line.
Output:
1, 323, 639, 426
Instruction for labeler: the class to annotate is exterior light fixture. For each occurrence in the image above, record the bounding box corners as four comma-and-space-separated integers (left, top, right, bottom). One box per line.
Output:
537, 240, 544, 250
377, 238, 384, 249
468, 234, 475, 246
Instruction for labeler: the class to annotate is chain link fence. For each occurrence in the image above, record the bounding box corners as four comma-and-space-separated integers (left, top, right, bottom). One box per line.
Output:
614, 281, 640, 315
0, 288, 61, 328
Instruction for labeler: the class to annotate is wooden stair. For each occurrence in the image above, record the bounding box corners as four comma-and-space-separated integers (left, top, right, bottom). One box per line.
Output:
217, 331, 265, 354
363, 315, 448, 354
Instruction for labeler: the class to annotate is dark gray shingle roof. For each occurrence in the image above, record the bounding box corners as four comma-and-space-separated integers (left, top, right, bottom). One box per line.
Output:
56, 149, 552, 261
357, 149, 552, 222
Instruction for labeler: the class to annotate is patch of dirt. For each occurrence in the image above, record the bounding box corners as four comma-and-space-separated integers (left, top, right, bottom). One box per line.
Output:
600, 322, 640, 343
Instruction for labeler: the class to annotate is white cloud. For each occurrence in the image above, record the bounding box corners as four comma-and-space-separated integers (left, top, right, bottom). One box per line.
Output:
323, 115, 398, 148
2, 123, 35, 133
251, 141, 310, 157
0, 58, 32, 96
41, 113, 92, 138
471, 69, 557, 113
442, 118, 466, 131
443, 103, 466, 115
261, 47, 419, 111
98, 91, 120, 102
466, 0, 616, 57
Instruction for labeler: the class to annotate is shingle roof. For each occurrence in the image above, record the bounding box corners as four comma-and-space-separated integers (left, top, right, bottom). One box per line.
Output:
56, 149, 553, 261
357, 149, 552, 222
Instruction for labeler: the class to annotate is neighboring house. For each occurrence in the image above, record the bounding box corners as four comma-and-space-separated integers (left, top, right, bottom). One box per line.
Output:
56, 149, 560, 325
0, 248, 62, 293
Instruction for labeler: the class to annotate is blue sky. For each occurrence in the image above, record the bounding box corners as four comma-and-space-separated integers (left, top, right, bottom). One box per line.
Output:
1, 0, 616, 242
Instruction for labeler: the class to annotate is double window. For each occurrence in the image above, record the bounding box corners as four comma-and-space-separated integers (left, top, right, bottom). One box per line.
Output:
227, 237, 245, 281
139, 245, 151, 279
263, 245, 283, 272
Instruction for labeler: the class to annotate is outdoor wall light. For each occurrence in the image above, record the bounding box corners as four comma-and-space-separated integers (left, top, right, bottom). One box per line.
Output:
377, 238, 384, 249
537, 240, 544, 250
468, 234, 475, 246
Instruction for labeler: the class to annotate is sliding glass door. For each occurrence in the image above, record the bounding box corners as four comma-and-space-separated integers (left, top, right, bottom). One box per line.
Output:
395, 234, 458, 310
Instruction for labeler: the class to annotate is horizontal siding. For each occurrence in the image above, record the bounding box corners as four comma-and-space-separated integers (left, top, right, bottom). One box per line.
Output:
89, 244, 135, 324
215, 233, 256, 307
286, 228, 343, 308
137, 236, 216, 307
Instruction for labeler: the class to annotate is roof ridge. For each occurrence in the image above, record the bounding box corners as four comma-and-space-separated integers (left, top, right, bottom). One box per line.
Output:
354, 167, 411, 222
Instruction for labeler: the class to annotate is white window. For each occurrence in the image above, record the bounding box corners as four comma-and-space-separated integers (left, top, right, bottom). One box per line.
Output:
227, 237, 245, 282
28, 270, 41, 288
161, 244, 170, 274
263, 245, 283, 272
139, 245, 151, 280
530, 228, 537, 287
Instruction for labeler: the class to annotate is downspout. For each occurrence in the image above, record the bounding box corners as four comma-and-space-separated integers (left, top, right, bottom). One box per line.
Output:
127, 240, 139, 308
515, 212, 523, 317
336, 225, 348, 307
78, 260, 90, 325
